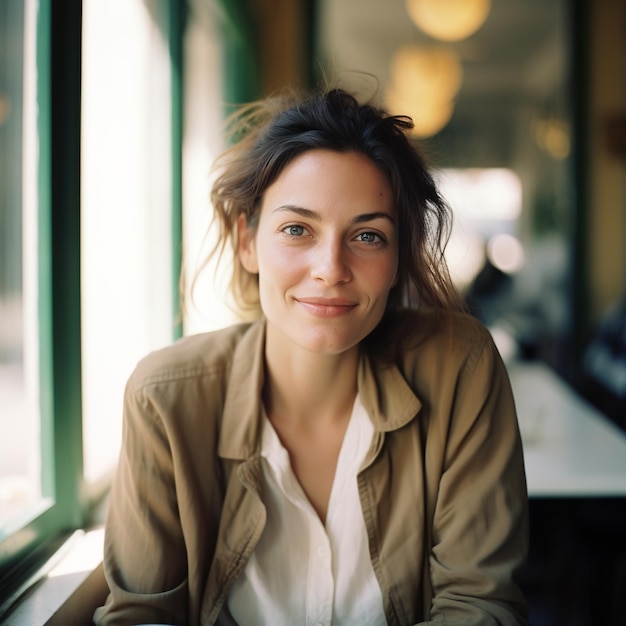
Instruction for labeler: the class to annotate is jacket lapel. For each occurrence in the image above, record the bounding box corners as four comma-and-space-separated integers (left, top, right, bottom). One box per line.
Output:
218, 318, 267, 461
358, 351, 422, 432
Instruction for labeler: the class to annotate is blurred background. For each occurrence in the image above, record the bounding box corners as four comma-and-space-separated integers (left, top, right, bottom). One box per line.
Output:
0, 0, 625, 623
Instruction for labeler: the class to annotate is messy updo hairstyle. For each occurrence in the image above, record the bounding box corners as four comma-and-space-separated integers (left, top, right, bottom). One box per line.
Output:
204, 87, 466, 353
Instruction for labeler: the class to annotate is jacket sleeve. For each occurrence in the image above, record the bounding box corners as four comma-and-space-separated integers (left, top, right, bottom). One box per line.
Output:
421, 333, 530, 625
93, 373, 189, 626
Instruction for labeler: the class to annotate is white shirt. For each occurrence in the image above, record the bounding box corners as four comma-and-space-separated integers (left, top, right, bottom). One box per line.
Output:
227, 394, 386, 625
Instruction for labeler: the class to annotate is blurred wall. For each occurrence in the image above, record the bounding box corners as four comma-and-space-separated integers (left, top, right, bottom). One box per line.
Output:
253, 0, 311, 95
588, 0, 626, 324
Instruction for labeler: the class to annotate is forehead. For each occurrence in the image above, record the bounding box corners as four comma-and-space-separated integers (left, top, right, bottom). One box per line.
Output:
261, 149, 394, 215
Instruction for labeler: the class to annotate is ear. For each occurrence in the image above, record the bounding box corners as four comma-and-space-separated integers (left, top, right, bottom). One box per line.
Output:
237, 213, 259, 274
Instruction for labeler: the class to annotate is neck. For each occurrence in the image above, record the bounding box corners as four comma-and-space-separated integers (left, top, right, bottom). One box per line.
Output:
263, 333, 359, 426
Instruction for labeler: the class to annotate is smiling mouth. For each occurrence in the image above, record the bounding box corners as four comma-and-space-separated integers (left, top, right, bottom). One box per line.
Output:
295, 298, 358, 318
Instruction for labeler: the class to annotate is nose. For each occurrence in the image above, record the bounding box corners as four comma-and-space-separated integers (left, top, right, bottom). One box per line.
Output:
310, 238, 352, 284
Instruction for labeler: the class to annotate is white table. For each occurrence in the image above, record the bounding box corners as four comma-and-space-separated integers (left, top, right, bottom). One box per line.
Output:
507, 360, 626, 498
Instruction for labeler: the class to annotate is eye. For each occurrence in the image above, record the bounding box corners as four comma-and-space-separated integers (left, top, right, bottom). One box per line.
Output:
356, 231, 384, 244
282, 224, 306, 237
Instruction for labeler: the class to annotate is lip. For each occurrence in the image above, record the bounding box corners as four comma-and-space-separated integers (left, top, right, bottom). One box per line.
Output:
295, 297, 358, 318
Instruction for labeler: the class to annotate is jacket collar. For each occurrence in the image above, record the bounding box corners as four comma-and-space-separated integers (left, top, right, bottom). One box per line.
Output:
217, 318, 422, 461
357, 353, 422, 432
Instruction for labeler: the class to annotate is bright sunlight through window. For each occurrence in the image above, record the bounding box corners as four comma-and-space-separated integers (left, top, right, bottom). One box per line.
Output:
81, 0, 175, 485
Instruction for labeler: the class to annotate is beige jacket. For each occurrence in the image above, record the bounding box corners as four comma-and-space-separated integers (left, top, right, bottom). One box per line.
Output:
94, 310, 529, 625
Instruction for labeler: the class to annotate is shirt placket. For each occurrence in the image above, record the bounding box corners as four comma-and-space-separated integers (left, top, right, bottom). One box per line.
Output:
306, 521, 334, 626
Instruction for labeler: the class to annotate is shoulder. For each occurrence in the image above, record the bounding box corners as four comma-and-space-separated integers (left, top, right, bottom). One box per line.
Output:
400, 307, 492, 355
127, 321, 256, 392
391, 307, 502, 387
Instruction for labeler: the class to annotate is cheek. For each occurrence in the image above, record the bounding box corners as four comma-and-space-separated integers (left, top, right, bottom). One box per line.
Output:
369, 255, 399, 292
256, 244, 306, 285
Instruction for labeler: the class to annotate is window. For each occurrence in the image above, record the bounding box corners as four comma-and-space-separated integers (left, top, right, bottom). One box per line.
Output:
0, 0, 185, 606
81, 0, 180, 491
0, 0, 41, 540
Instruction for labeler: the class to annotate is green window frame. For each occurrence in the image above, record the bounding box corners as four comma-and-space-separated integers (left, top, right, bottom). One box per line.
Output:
0, 1, 83, 596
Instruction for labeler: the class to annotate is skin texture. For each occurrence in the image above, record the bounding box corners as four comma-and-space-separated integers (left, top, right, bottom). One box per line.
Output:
238, 149, 399, 520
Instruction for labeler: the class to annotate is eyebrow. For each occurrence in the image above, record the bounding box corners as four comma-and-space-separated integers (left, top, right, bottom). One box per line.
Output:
273, 205, 396, 226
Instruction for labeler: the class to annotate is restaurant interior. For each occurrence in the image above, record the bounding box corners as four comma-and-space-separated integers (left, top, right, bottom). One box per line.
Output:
0, 0, 625, 624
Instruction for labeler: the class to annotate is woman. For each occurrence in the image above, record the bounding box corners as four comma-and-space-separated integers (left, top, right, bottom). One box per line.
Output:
95, 88, 529, 625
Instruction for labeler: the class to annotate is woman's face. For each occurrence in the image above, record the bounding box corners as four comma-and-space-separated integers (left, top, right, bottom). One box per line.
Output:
239, 149, 398, 357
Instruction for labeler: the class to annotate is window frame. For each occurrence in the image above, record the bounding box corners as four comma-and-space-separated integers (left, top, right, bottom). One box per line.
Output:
0, 0, 83, 590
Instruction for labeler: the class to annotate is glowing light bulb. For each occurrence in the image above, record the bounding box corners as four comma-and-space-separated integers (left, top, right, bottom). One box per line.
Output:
406, 0, 492, 42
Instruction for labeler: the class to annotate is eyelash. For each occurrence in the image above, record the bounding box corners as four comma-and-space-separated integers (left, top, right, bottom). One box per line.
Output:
280, 224, 387, 246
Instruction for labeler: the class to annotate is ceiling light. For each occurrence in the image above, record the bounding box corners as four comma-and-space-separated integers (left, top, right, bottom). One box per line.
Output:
385, 46, 463, 137
406, 0, 491, 42
391, 46, 463, 100
386, 84, 455, 138
532, 118, 571, 159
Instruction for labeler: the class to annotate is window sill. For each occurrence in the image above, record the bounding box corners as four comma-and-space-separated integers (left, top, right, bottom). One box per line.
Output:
3, 527, 106, 626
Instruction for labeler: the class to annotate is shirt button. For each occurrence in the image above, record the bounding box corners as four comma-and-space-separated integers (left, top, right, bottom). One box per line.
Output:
316, 545, 326, 558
